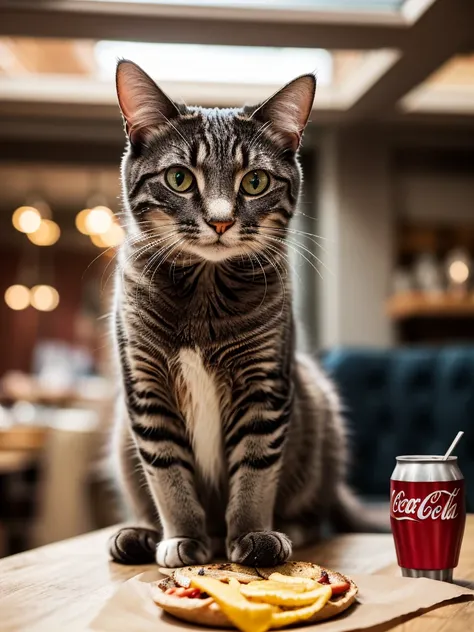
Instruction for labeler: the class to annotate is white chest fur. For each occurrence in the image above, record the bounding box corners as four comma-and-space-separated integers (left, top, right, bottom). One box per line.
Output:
177, 348, 224, 485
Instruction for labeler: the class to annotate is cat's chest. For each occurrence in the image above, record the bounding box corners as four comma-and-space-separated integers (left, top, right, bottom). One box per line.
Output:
174, 347, 226, 486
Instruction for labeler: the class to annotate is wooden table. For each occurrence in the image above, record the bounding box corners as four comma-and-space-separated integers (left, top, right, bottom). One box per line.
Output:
1, 517, 473, 632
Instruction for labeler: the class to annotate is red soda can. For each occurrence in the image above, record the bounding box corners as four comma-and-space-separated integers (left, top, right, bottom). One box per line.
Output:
390, 455, 465, 582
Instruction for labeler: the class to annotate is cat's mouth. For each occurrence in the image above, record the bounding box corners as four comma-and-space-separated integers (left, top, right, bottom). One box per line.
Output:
182, 230, 249, 262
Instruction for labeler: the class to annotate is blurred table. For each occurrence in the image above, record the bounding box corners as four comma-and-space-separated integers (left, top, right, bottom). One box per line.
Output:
0, 450, 38, 475
0, 428, 46, 556
0, 517, 473, 632
0, 426, 47, 453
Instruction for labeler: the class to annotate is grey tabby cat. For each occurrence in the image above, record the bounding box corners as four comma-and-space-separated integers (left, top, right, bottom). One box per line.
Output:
109, 60, 368, 568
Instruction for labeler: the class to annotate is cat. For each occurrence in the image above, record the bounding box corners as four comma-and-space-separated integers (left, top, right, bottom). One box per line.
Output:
109, 60, 372, 568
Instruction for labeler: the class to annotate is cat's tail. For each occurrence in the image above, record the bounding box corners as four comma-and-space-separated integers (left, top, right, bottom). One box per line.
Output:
331, 482, 390, 533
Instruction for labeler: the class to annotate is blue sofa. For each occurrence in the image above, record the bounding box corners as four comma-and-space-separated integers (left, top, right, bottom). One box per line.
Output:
321, 347, 474, 511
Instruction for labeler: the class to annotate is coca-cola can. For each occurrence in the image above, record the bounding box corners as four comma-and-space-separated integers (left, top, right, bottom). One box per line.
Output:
390, 455, 465, 582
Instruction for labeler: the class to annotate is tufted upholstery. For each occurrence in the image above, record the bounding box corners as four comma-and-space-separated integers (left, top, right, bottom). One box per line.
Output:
321, 347, 474, 511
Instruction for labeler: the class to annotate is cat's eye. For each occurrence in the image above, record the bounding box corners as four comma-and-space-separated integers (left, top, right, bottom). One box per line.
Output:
165, 166, 195, 193
240, 170, 270, 196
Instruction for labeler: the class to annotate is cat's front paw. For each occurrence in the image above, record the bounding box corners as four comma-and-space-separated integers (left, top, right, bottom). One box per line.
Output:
228, 531, 292, 566
109, 527, 160, 565
156, 537, 212, 567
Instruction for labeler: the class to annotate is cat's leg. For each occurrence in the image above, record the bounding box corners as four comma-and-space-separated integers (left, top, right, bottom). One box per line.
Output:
128, 400, 211, 566
128, 389, 211, 567
109, 403, 162, 564
224, 387, 293, 566
111, 399, 211, 567
143, 451, 212, 567
114, 314, 212, 567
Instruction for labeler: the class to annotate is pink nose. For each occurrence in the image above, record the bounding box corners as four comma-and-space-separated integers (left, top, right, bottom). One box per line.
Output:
208, 220, 235, 235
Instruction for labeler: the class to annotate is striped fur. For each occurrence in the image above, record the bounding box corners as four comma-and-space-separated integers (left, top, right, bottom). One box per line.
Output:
110, 61, 369, 568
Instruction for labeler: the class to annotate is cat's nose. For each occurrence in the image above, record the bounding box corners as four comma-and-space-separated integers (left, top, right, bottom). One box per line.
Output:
207, 220, 235, 235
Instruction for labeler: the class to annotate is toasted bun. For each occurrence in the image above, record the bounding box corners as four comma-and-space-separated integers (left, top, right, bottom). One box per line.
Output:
150, 585, 233, 628
301, 580, 357, 623
151, 562, 357, 628
174, 563, 261, 587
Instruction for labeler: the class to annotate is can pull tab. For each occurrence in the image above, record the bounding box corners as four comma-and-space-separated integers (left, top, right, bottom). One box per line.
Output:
443, 431, 464, 460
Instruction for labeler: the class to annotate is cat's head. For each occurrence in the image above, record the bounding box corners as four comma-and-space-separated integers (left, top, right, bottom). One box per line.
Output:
116, 60, 315, 263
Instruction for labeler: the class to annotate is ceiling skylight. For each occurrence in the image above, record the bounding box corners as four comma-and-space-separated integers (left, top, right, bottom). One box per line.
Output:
95, 41, 333, 86
87, 0, 403, 11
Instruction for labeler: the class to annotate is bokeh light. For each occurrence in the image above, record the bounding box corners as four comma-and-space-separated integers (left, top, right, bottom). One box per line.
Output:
90, 221, 124, 248
12, 206, 42, 234
90, 233, 107, 248
4, 285, 30, 310
101, 223, 125, 247
449, 260, 469, 284
75, 208, 91, 235
27, 219, 61, 246
30, 285, 60, 312
84, 206, 113, 235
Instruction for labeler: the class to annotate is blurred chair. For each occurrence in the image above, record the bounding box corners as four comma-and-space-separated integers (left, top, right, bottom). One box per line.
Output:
33, 409, 100, 547
322, 346, 474, 510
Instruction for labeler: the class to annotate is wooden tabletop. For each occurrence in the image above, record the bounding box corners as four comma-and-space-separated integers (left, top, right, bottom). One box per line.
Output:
0, 517, 473, 632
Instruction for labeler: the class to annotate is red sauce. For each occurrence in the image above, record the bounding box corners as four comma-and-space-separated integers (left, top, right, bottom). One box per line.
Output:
165, 587, 201, 599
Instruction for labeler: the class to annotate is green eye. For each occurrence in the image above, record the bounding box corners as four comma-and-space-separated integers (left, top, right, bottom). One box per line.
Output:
165, 166, 194, 193
240, 170, 270, 196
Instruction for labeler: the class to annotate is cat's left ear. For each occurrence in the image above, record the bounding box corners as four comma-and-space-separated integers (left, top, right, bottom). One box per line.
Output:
116, 59, 180, 146
248, 74, 316, 151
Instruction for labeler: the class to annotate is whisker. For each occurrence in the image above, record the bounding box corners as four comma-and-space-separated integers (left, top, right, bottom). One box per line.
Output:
280, 235, 333, 278
260, 249, 287, 318
103, 229, 178, 292
132, 237, 181, 324
120, 231, 179, 288
262, 225, 330, 251
262, 235, 325, 281
251, 251, 268, 308
260, 241, 301, 286
148, 238, 186, 300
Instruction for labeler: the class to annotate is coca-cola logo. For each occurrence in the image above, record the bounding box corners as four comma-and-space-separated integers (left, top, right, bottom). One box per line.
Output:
391, 488, 461, 522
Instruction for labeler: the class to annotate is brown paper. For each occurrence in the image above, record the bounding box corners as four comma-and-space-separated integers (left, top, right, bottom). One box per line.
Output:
89, 570, 473, 632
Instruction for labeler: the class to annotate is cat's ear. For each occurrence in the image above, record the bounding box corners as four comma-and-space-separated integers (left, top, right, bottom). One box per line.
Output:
116, 60, 180, 146
248, 74, 316, 151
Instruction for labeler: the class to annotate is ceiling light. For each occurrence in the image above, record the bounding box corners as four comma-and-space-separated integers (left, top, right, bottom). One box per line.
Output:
12, 206, 42, 234
27, 219, 61, 246
84, 206, 113, 235
30, 285, 60, 312
4, 285, 30, 310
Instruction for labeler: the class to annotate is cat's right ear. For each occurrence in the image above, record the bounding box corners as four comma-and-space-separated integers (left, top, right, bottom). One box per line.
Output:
115, 60, 180, 146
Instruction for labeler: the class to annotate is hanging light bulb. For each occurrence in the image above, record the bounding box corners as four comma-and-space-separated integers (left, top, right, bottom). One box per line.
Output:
101, 222, 125, 247
76, 208, 91, 235
34, 199, 52, 220
4, 285, 30, 310
449, 261, 469, 284
445, 248, 471, 293
90, 233, 107, 248
27, 219, 61, 246
12, 206, 42, 234
84, 206, 113, 235
30, 285, 60, 312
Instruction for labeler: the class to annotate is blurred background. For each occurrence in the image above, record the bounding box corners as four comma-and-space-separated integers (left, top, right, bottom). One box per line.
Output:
0, 0, 473, 557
